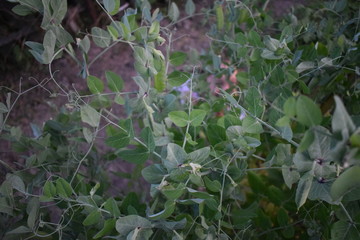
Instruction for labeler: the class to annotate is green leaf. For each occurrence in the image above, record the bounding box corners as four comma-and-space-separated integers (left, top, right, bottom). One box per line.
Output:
204, 177, 221, 192
12, 5, 33, 16
168, 71, 191, 87
296, 95, 322, 127
169, 111, 188, 127
42, 30, 56, 64
282, 166, 300, 189
189, 109, 206, 127
283, 97, 296, 118
296, 61, 315, 73
332, 96, 355, 137
298, 129, 314, 152
83, 209, 101, 226
331, 220, 360, 240
87, 75, 104, 94
162, 183, 186, 200
248, 30, 263, 47
116, 215, 152, 236
245, 87, 263, 117
79, 36, 90, 53
215, 4, 224, 30
91, 27, 111, 48
242, 116, 263, 134
154, 62, 166, 92
295, 172, 313, 209
0, 102, 8, 113
43, 180, 56, 198
106, 71, 123, 92
104, 198, 120, 218
247, 172, 266, 195
27, 198, 39, 229
168, 2, 180, 22
6, 174, 25, 193
50, 0, 67, 26
105, 133, 130, 149
142, 164, 167, 184
103, 0, 120, 15
149, 201, 176, 220
185, 0, 195, 15
117, 147, 149, 164
207, 124, 227, 145
80, 105, 101, 127
56, 178, 73, 198
94, 218, 116, 239
170, 52, 187, 66
164, 143, 187, 171
114, 93, 125, 105
187, 147, 210, 164
331, 166, 360, 201
141, 127, 155, 152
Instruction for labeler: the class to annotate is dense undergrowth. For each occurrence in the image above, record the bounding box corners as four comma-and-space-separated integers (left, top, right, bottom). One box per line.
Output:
0, 0, 360, 239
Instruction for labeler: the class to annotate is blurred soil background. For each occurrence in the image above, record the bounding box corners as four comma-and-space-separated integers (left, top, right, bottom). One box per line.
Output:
0, 0, 306, 189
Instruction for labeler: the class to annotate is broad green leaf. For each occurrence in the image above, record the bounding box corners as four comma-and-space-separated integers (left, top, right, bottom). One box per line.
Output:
42, 30, 56, 64
331, 166, 360, 201
248, 30, 263, 47
207, 124, 227, 145
104, 198, 120, 217
114, 93, 125, 105
50, 0, 67, 26
298, 129, 314, 152
43, 180, 56, 198
283, 97, 296, 118
215, 4, 224, 30
6, 174, 25, 193
141, 127, 155, 153
247, 172, 266, 194
332, 96, 355, 137
164, 143, 187, 171
154, 62, 166, 92
282, 166, 300, 189
296, 61, 315, 73
331, 220, 360, 240
105, 133, 129, 149
245, 87, 263, 117
186, 187, 213, 199
79, 36, 90, 53
168, 2, 180, 22
12, 5, 33, 16
26, 198, 39, 229
49, 25, 73, 47
80, 105, 101, 127
116, 215, 152, 236
5, 226, 32, 235
0, 102, 8, 113
94, 218, 116, 239
169, 111, 188, 127
142, 164, 167, 184
117, 147, 149, 164
188, 147, 210, 164
170, 52, 187, 66
242, 116, 263, 134
91, 27, 111, 48
83, 209, 101, 226
87, 75, 104, 94
153, 219, 187, 231
103, 0, 120, 15
162, 183, 186, 200
296, 95, 322, 127
106, 71, 123, 92
204, 177, 221, 192
189, 109, 206, 127
83, 127, 93, 143
185, 0, 195, 15
308, 180, 334, 204
149, 201, 176, 220
168, 71, 191, 87
149, 21, 160, 35
295, 172, 313, 209
56, 178, 73, 198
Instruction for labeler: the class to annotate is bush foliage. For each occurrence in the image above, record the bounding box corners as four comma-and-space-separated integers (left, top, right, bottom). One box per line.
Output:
1, 0, 360, 239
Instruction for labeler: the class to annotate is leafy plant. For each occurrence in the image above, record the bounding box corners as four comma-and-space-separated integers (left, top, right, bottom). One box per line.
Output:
1, 0, 360, 239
